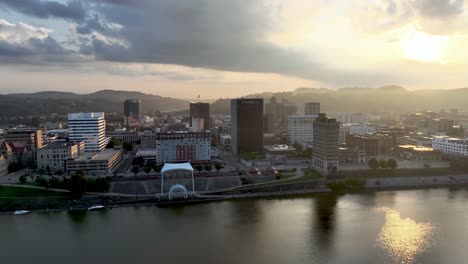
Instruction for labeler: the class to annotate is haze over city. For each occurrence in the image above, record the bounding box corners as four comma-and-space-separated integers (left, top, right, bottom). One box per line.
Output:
3, 1, 468, 264
1, 0, 468, 98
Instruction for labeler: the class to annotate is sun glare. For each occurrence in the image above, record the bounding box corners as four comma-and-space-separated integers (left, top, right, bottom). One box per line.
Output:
402, 31, 447, 62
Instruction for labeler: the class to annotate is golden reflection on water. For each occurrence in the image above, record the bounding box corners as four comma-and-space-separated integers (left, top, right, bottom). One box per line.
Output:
374, 207, 436, 264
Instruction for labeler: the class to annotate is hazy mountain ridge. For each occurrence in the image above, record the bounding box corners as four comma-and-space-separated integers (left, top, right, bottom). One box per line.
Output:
0, 90, 189, 117
2, 87, 468, 118
211, 86, 468, 114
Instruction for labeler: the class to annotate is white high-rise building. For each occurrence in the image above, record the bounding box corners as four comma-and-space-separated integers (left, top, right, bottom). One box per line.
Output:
288, 115, 316, 147
68, 112, 106, 152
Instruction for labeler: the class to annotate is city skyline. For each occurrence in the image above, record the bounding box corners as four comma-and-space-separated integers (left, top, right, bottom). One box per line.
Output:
1, 0, 468, 98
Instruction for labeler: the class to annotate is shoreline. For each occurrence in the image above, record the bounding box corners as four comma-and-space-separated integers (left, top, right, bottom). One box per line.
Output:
2, 174, 468, 215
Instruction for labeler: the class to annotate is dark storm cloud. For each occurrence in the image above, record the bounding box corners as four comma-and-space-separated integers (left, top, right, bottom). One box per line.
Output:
0, 36, 75, 63
413, 0, 464, 18
75, 0, 393, 84
0, 0, 85, 22
0, 0, 397, 84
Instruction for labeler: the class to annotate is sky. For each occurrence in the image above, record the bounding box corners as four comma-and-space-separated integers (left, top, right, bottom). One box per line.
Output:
0, 0, 468, 99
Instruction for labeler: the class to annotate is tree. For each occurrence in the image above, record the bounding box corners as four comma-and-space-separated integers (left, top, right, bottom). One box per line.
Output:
19, 175, 27, 184
35, 176, 48, 188
69, 173, 86, 197
123, 141, 134, 152
368, 158, 379, 170
144, 165, 152, 175
388, 159, 398, 169
152, 164, 162, 173
195, 165, 203, 172
204, 164, 212, 172
215, 163, 223, 172
131, 166, 140, 176
379, 159, 388, 169
132, 156, 144, 167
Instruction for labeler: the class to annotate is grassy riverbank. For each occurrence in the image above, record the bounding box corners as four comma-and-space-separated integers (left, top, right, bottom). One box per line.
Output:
0, 186, 69, 198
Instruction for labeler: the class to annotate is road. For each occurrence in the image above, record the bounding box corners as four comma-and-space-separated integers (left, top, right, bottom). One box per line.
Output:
0, 168, 31, 184
115, 145, 141, 175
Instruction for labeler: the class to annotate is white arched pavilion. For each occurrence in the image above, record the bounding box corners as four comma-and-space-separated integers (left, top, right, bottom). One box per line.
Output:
160, 162, 195, 195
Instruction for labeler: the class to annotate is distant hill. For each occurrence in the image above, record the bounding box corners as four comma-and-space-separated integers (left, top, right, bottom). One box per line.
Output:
2, 87, 468, 118
210, 86, 468, 114
0, 90, 189, 117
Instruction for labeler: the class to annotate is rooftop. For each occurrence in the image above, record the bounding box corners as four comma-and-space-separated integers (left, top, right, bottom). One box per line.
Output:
70, 149, 121, 161
399, 145, 434, 152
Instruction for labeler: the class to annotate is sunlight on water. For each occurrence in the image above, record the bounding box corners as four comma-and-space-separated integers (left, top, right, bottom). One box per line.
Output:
374, 207, 436, 264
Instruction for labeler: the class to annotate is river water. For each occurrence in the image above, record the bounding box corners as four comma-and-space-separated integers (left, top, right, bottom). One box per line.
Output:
2, 188, 468, 264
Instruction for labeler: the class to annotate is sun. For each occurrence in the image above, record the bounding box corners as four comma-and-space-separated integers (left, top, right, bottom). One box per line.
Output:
402, 31, 447, 62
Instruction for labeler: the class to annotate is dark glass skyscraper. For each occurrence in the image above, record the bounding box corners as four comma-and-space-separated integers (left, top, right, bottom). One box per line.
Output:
189, 103, 210, 129
124, 99, 140, 116
231, 98, 264, 157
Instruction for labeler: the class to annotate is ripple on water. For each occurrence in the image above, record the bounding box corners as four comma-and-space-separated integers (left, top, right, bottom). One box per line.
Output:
374, 207, 436, 264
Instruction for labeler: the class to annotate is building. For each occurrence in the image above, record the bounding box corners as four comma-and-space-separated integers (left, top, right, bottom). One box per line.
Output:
0, 141, 34, 165
124, 99, 140, 116
139, 130, 156, 148
347, 124, 376, 135
312, 114, 339, 176
346, 133, 394, 158
37, 141, 84, 171
68, 112, 107, 152
288, 115, 315, 147
191, 117, 205, 132
231, 98, 264, 157
0, 155, 8, 177
107, 128, 139, 144
264, 97, 282, 121
281, 103, 298, 124
189, 103, 210, 129
263, 114, 274, 133
399, 145, 442, 160
65, 149, 123, 175
432, 136, 468, 156
136, 149, 158, 163
155, 132, 211, 164
304, 102, 320, 116
5, 128, 43, 149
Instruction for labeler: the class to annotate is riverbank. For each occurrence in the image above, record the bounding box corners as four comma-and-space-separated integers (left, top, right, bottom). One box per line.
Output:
3, 173, 468, 214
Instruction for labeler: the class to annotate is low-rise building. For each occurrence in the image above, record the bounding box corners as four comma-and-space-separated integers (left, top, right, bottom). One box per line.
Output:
36, 141, 84, 171
432, 136, 468, 156
66, 149, 123, 175
398, 145, 442, 160
107, 128, 139, 144
156, 132, 211, 164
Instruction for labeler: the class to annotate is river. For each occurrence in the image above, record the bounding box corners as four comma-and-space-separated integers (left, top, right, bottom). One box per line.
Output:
2, 188, 468, 264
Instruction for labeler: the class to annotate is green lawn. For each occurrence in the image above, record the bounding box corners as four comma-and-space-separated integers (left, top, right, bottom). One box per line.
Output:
256, 168, 322, 187
0, 186, 68, 198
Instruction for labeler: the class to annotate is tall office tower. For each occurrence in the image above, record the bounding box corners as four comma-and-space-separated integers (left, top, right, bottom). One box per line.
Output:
124, 99, 140, 117
189, 102, 210, 129
263, 114, 274, 133
312, 113, 339, 176
231, 98, 264, 157
305, 102, 320, 115
288, 115, 315, 147
68, 112, 106, 152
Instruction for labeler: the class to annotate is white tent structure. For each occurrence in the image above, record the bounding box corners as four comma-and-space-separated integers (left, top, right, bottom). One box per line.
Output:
161, 162, 195, 195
